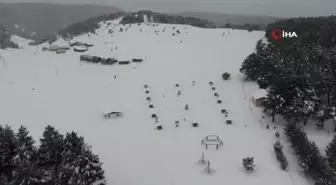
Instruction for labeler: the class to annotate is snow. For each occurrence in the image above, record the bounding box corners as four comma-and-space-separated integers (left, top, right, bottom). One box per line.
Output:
0, 21, 316, 185
13, 24, 19, 29
252, 89, 267, 100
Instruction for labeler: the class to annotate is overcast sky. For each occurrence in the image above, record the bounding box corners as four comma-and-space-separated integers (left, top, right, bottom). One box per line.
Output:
0, 0, 335, 17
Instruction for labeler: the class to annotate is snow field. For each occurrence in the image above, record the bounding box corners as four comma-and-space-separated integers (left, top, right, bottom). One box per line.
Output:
0, 21, 312, 185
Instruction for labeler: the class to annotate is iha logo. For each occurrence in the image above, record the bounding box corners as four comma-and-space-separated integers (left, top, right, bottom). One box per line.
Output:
271, 28, 297, 39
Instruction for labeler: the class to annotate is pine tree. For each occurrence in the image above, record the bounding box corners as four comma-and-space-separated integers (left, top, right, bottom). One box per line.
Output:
63, 132, 106, 185
37, 125, 64, 185
12, 126, 45, 185
15, 126, 36, 165
273, 141, 289, 170
242, 157, 255, 172
0, 125, 17, 182
325, 135, 336, 173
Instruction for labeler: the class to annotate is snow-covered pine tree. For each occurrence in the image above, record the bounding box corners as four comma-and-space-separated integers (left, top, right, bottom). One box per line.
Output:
11, 126, 45, 185
273, 141, 288, 170
240, 53, 261, 81
37, 125, 65, 185
15, 126, 36, 164
63, 131, 106, 185
326, 135, 336, 171
242, 157, 255, 172
0, 125, 17, 182
307, 141, 333, 185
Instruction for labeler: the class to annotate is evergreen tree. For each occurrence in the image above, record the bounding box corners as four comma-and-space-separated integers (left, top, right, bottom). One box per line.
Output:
15, 126, 36, 165
273, 141, 289, 170
325, 135, 336, 171
63, 132, 106, 185
0, 125, 17, 182
37, 125, 64, 185
12, 126, 45, 185
242, 157, 255, 171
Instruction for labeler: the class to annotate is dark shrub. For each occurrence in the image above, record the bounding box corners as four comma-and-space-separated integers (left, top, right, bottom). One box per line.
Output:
226, 120, 232, 124
222, 72, 231, 80
151, 114, 156, 118
212, 87, 216, 90
146, 90, 150, 94
242, 157, 255, 171
149, 104, 154, 108
157, 125, 163, 130
221, 109, 226, 113
192, 123, 198, 127
217, 100, 222, 104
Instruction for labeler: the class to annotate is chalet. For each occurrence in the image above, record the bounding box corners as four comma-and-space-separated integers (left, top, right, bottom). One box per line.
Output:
58, 46, 70, 50
80, 54, 94, 61
132, 58, 143, 62
101, 58, 118, 65
70, 41, 85, 47
104, 111, 123, 119
56, 50, 66, 54
119, 61, 130, 65
252, 89, 267, 106
49, 45, 60, 51
73, 46, 88, 52
70, 41, 94, 47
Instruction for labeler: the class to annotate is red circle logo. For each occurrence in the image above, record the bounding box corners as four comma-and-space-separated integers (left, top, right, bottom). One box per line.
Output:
272, 29, 282, 40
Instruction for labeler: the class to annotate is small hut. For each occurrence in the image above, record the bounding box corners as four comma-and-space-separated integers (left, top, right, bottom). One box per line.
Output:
252, 89, 267, 106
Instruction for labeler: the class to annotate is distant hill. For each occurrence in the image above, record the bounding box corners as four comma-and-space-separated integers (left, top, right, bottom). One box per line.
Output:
176, 12, 284, 28
0, 3, 123, 41
31, 10, 218, 45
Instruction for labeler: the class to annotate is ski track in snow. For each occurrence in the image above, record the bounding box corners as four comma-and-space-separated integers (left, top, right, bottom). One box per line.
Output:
0, 20, 314, 185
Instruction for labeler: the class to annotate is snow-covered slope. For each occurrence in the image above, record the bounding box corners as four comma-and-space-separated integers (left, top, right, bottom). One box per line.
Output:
0, 21, 311, 185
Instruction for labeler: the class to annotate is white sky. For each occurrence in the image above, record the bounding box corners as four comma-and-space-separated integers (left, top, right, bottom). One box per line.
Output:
0, 0, 335, 17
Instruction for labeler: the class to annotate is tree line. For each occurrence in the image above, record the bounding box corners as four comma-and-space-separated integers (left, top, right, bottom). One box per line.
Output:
0, 125, 106, 185
240, 16, 336, 128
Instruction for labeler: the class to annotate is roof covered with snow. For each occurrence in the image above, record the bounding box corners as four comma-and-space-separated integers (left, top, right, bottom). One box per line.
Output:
252, 89, 268, 99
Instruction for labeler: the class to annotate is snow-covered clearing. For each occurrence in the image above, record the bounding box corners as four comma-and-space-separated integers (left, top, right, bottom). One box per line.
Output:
0, 21, 314, 185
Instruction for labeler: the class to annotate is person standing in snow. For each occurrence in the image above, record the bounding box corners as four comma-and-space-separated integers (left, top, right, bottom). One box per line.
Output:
177, 90, 181, 97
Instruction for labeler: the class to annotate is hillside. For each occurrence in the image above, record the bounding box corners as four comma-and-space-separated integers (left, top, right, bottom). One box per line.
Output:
30, 11, 218, 45
176, 12, 284, 28
0, 16, 320, 184
0, 3, 123, 40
